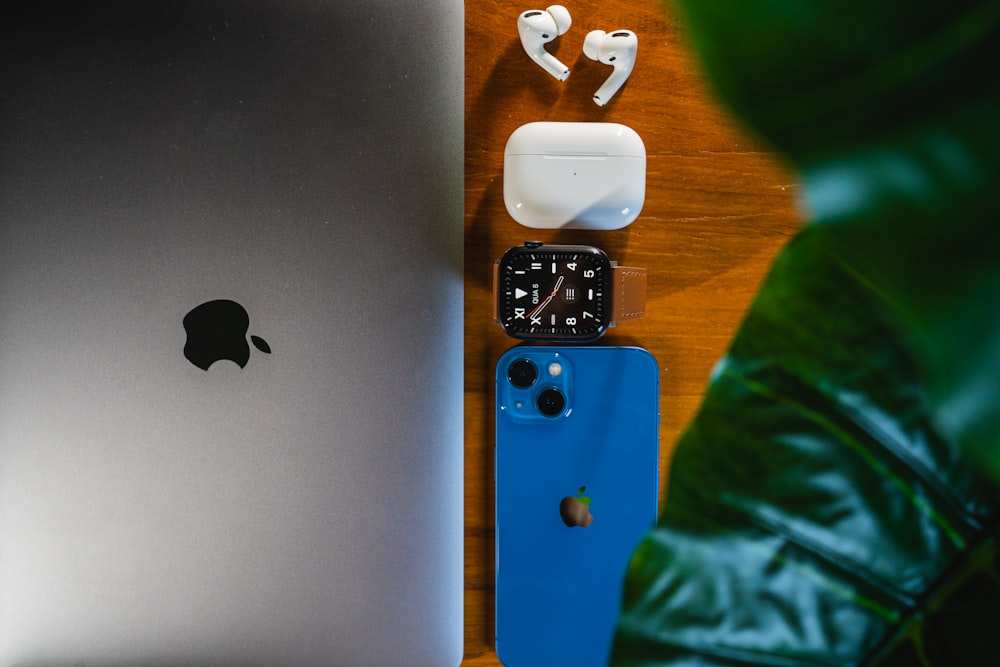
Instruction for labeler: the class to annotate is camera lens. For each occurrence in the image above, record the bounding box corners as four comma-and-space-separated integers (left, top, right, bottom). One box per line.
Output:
536, 388, 566, 417
507, 359, 538, 388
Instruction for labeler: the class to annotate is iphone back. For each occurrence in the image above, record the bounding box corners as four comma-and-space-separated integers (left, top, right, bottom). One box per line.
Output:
495, 346, 660, 667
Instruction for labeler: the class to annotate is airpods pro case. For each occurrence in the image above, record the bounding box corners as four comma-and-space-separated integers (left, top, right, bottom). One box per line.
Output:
503, 122, 646, 230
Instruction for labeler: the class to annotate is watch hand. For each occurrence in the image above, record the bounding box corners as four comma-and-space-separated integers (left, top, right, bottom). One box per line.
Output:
527, 276, 564, 320
527, 296, 553, 320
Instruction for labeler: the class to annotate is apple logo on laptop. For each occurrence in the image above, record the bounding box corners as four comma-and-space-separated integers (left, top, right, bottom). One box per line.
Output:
183, 299, 271, 371
559, 486, 594, 528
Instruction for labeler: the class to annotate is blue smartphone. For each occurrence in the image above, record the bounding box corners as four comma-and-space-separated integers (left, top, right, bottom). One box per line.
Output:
495, 345, 660, 667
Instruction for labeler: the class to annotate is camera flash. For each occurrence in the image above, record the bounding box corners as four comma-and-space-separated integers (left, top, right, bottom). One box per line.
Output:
548, 362, 563, 377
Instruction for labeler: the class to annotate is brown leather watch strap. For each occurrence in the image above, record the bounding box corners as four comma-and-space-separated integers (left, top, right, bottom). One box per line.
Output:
610, 265, 647, 322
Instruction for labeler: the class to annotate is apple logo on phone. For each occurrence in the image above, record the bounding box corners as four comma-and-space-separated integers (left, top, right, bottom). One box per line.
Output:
559, 486, 594, 528
183, 299, 271, 371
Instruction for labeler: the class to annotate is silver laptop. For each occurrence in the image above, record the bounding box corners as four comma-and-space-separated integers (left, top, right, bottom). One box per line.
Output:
0, 1, 464, 664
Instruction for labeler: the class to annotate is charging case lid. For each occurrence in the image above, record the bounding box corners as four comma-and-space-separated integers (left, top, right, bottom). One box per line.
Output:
503, 122, 646, 230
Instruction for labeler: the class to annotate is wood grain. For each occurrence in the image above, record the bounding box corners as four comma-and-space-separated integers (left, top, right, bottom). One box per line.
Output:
463, 1, 801, 663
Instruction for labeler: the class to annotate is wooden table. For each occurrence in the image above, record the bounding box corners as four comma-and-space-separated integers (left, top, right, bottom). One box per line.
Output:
463, 1, 801, 663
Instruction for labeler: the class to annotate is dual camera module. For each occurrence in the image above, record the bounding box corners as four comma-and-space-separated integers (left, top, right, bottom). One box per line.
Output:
506, 358, 566, 418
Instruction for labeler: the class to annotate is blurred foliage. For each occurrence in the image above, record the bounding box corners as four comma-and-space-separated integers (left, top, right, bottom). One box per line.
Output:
611, 1, 1000, 664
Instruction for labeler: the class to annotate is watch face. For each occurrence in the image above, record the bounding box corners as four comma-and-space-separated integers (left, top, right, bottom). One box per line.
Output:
498, 245, 611, 341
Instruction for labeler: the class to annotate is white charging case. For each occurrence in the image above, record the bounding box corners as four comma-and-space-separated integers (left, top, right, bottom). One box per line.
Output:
504, 122, 646, 230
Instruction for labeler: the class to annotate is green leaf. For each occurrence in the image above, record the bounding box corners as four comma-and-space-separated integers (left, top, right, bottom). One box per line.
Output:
670, 0, 1000, 167
613, 228, 1000, 665
612, 0, 1000, 664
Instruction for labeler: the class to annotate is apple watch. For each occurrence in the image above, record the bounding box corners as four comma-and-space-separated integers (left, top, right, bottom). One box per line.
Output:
493, 241, 647, 342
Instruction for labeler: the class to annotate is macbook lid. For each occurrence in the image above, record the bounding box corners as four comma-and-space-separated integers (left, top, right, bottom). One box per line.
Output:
0, 1, 464, 665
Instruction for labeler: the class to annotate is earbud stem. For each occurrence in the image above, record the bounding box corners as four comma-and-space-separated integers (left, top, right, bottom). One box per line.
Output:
529, 49, 570, 81
593, 68, 628, 106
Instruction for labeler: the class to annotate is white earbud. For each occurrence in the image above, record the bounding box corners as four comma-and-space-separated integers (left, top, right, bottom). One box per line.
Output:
583, 29, 638, 106
517, 5, 573, 81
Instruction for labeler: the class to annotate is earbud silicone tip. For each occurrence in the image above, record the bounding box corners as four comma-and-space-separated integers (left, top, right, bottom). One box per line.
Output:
583, 30, 605, 60
547, 5, 572, 35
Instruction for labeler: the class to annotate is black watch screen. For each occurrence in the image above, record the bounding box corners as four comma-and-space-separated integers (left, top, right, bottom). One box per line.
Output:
497, 244, 612, 341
